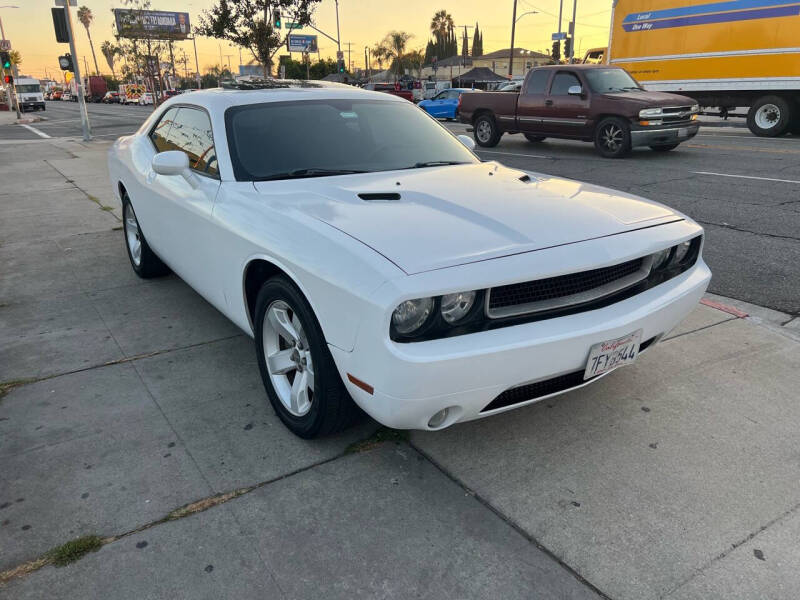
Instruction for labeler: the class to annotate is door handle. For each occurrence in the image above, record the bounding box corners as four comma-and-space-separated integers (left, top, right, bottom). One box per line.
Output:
545, 100, 553, 106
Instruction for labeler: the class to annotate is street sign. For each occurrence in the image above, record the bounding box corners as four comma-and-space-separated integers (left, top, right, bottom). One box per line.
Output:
551, 32, 566, 40
0, 40, 10, 51
54, 0, 78, 6
288, 34, 318, 53
286, 22, 303, 29
336, 50, 344, 60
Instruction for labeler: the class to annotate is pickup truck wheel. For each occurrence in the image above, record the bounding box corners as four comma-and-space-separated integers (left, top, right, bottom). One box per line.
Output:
650, 143, 680, 152
254, 276, 361, 439
524, 134, 546, 143
747, 96, 790, 137
594, 117, 631, 158
474, 115, 501, 147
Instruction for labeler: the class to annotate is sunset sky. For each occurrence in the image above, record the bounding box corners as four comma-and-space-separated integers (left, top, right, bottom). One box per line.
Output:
6, 0, 614, 80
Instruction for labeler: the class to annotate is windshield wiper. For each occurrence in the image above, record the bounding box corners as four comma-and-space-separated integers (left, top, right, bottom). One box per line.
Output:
406, 161, 470, 169
255, 168, 368, 181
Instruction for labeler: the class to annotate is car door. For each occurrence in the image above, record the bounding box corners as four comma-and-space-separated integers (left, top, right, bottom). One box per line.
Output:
143, 105, 223, 303
443, 89, 461, 118
427, 91, 448, 117
515, 69, 551, 134
540, 71, 592, 138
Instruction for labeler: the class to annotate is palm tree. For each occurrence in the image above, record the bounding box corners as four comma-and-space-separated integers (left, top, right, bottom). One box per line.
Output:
430, 10, 453, 44
403, 49, 425, 79
383, 31, 413, 80
77, 6, 100, 75
101, 41, 118, 81
371, 44, 390, 72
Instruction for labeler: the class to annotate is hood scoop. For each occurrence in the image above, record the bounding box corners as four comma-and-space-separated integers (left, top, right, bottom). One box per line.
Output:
358, 192, 401, 201
519, 174, 532, 183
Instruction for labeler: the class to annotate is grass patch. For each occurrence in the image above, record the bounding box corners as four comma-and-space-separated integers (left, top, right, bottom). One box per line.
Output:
47, 535, 104, 567
100, 205, 115, 212
0, 378, 37, 401
345, 427, 409, 454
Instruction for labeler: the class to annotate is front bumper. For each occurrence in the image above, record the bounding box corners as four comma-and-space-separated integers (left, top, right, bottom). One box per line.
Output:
20, 102, 45, 111
330, 220, 711, 431
630, 123, 699, 147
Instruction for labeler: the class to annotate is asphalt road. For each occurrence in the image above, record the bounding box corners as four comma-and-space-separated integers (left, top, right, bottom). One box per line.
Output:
2, 100, 798, 315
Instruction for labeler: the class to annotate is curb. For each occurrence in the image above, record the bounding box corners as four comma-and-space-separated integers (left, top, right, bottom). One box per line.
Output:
703, 293, 800, 342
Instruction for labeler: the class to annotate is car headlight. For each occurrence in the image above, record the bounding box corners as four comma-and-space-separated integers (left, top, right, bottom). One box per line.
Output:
639, 107, 663, 118
651, 248, 671, 269
440, 291, 476, 324
690, 104, 700, 113
391, 297, 434, 334
671, 240, 692, 264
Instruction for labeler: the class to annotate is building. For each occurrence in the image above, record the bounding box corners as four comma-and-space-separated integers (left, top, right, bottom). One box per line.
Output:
472, 48, 552, 77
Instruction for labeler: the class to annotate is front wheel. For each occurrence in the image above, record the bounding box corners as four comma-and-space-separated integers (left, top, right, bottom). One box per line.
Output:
747, 96, 790, 137
473, 114, 501, 147
594, 117, 631, 158
650, 143, 680, 152
122, 193, 170, 278
254, 277, 360, 439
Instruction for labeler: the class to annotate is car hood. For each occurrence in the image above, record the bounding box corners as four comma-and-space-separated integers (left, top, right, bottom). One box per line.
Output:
254, 163, 681, 274
600, 90, 695, 107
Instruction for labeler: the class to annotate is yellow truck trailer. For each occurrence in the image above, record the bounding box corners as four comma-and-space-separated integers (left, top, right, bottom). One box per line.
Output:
592, 0, 800, 136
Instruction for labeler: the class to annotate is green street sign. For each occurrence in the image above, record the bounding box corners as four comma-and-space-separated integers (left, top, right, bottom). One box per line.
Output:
286, 22, 303, 29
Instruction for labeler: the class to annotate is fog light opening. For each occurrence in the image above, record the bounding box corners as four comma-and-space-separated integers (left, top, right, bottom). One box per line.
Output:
427, 408, 449, 429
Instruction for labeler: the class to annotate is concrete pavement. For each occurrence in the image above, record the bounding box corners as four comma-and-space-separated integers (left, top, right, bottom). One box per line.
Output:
1, 136, 799, 599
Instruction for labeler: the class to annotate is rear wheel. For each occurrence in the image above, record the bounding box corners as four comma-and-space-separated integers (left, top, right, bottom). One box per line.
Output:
650, 143, 680, 152
473, 114, 501, 147
594, 117, 631, 158
122, 193, 170, 278
747, 96, 790, 137
254, 276, 360, 438
524, 134, 546, 143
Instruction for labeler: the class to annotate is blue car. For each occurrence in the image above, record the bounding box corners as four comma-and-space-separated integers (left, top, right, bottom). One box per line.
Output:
418, 88, 472, 120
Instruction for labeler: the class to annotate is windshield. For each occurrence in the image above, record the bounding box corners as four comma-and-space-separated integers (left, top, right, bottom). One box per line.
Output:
584, 69, 640, 93
225, 98, 478, 181
16, 84, 41, 94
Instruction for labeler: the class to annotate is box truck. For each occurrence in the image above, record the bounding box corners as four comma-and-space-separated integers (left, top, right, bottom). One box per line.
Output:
587, 0, 800, 136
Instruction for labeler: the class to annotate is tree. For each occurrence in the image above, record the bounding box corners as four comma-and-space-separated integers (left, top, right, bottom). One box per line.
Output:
77, 6, 100, 75
197, 0, 322, 78
472, 23, 483, 57
429, 9, 454, 62
403, 49, 425, 79
381, 30, 412, 80
114, 0, 170, 104
9, 49, 21, 66
371, 43, 390, 72
101, 41, 119, 80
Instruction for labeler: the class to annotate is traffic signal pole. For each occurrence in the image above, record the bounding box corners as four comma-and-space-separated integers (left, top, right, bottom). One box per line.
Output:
63, 3, 91, 141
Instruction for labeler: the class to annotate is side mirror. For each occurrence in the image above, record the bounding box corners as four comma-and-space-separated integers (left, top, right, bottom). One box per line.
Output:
457, 134, 476, 151
151, 151, 200, 188
567, 85, 583, 96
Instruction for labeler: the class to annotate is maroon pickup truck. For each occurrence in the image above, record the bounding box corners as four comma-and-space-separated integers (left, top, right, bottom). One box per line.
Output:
459, 65, 700, 158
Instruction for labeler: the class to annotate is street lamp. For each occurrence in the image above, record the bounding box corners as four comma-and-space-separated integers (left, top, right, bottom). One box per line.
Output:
515, 10, 538, 22
508, 1, 539, 77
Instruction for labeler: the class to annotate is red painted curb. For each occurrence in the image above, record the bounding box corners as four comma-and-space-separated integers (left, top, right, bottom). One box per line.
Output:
700, 298, 749, 318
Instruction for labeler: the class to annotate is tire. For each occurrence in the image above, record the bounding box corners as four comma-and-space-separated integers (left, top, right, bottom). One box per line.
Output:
254, 276, 360, 438
473, 114, 501, 147
747, 96, 790, 137
524, 134, 546, 143
650, 143, 680, 152
594, 117, 632, 158
121, 193, 170, 278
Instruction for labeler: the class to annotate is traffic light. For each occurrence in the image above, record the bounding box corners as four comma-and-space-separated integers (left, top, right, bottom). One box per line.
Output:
564, 38, 572, 58
337, 58, 345, 73
273, 10, 281, 29
58, 53, 74, 71
3, 75, 12, 85
551, 41, 560, 61
0, 52, 10, 70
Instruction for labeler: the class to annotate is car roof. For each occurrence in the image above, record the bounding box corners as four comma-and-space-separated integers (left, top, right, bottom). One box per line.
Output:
171, 79, 407, 112
534, 64, 620, 70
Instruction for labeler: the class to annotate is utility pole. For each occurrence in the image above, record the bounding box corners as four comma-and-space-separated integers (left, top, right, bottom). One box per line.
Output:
364, 46, 368, 75
569, 0, 578, 62
83, 55, 89, 77
0, 11, 14, 114
509, 0, 518, 77
344, 41, 352, 76
191, 36, 201, 88
334, 0, 341, 53
557, 0, 564, 61
63, 2, 91, 141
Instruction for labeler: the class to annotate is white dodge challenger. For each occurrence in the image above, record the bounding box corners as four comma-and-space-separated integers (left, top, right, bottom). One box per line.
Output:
108, 81, 711, 438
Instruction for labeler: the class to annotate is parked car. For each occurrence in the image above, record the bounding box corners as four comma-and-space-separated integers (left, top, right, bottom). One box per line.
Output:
61, 92, 71, 101
163, 89, 180, 99
422, 80, 450, 100
418, 88, 474, 120
102, 91, 121, 104
459, 65, 700, 157
361, 82, 414, 102
497, 80, 523, 93
108, 82, 710, 438
138, 92, 154, 105
51, 90, 62, 101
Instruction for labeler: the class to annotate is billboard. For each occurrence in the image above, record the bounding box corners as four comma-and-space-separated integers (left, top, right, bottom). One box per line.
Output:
288, 34, 318, 53
114, 9, 190, 40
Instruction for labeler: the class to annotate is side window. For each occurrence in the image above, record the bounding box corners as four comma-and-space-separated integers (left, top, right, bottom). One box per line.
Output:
550, 72, 581, 95
166, 107, 219, 178
525, 70, 550, 95
149, 107, 179, 153
448, 90, 461, 99
434, 91, 447, 100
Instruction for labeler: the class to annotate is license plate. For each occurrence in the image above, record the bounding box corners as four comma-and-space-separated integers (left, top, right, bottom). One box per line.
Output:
678, 127, 689, 138
584, 330, 643, 380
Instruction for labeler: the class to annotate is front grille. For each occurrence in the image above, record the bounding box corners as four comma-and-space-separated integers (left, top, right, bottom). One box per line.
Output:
662, 106, 694, 123
488, 257, 645, 317
481, 336, 656, 412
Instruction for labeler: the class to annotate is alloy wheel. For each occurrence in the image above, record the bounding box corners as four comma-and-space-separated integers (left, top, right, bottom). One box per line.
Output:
124, 203, 142, 267
601, 124, 623, 152
476, 120, 493, 143
262, 300, 315, 417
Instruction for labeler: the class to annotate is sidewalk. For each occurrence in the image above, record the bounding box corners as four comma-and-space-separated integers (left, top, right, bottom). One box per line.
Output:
2, 138, 799, 599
